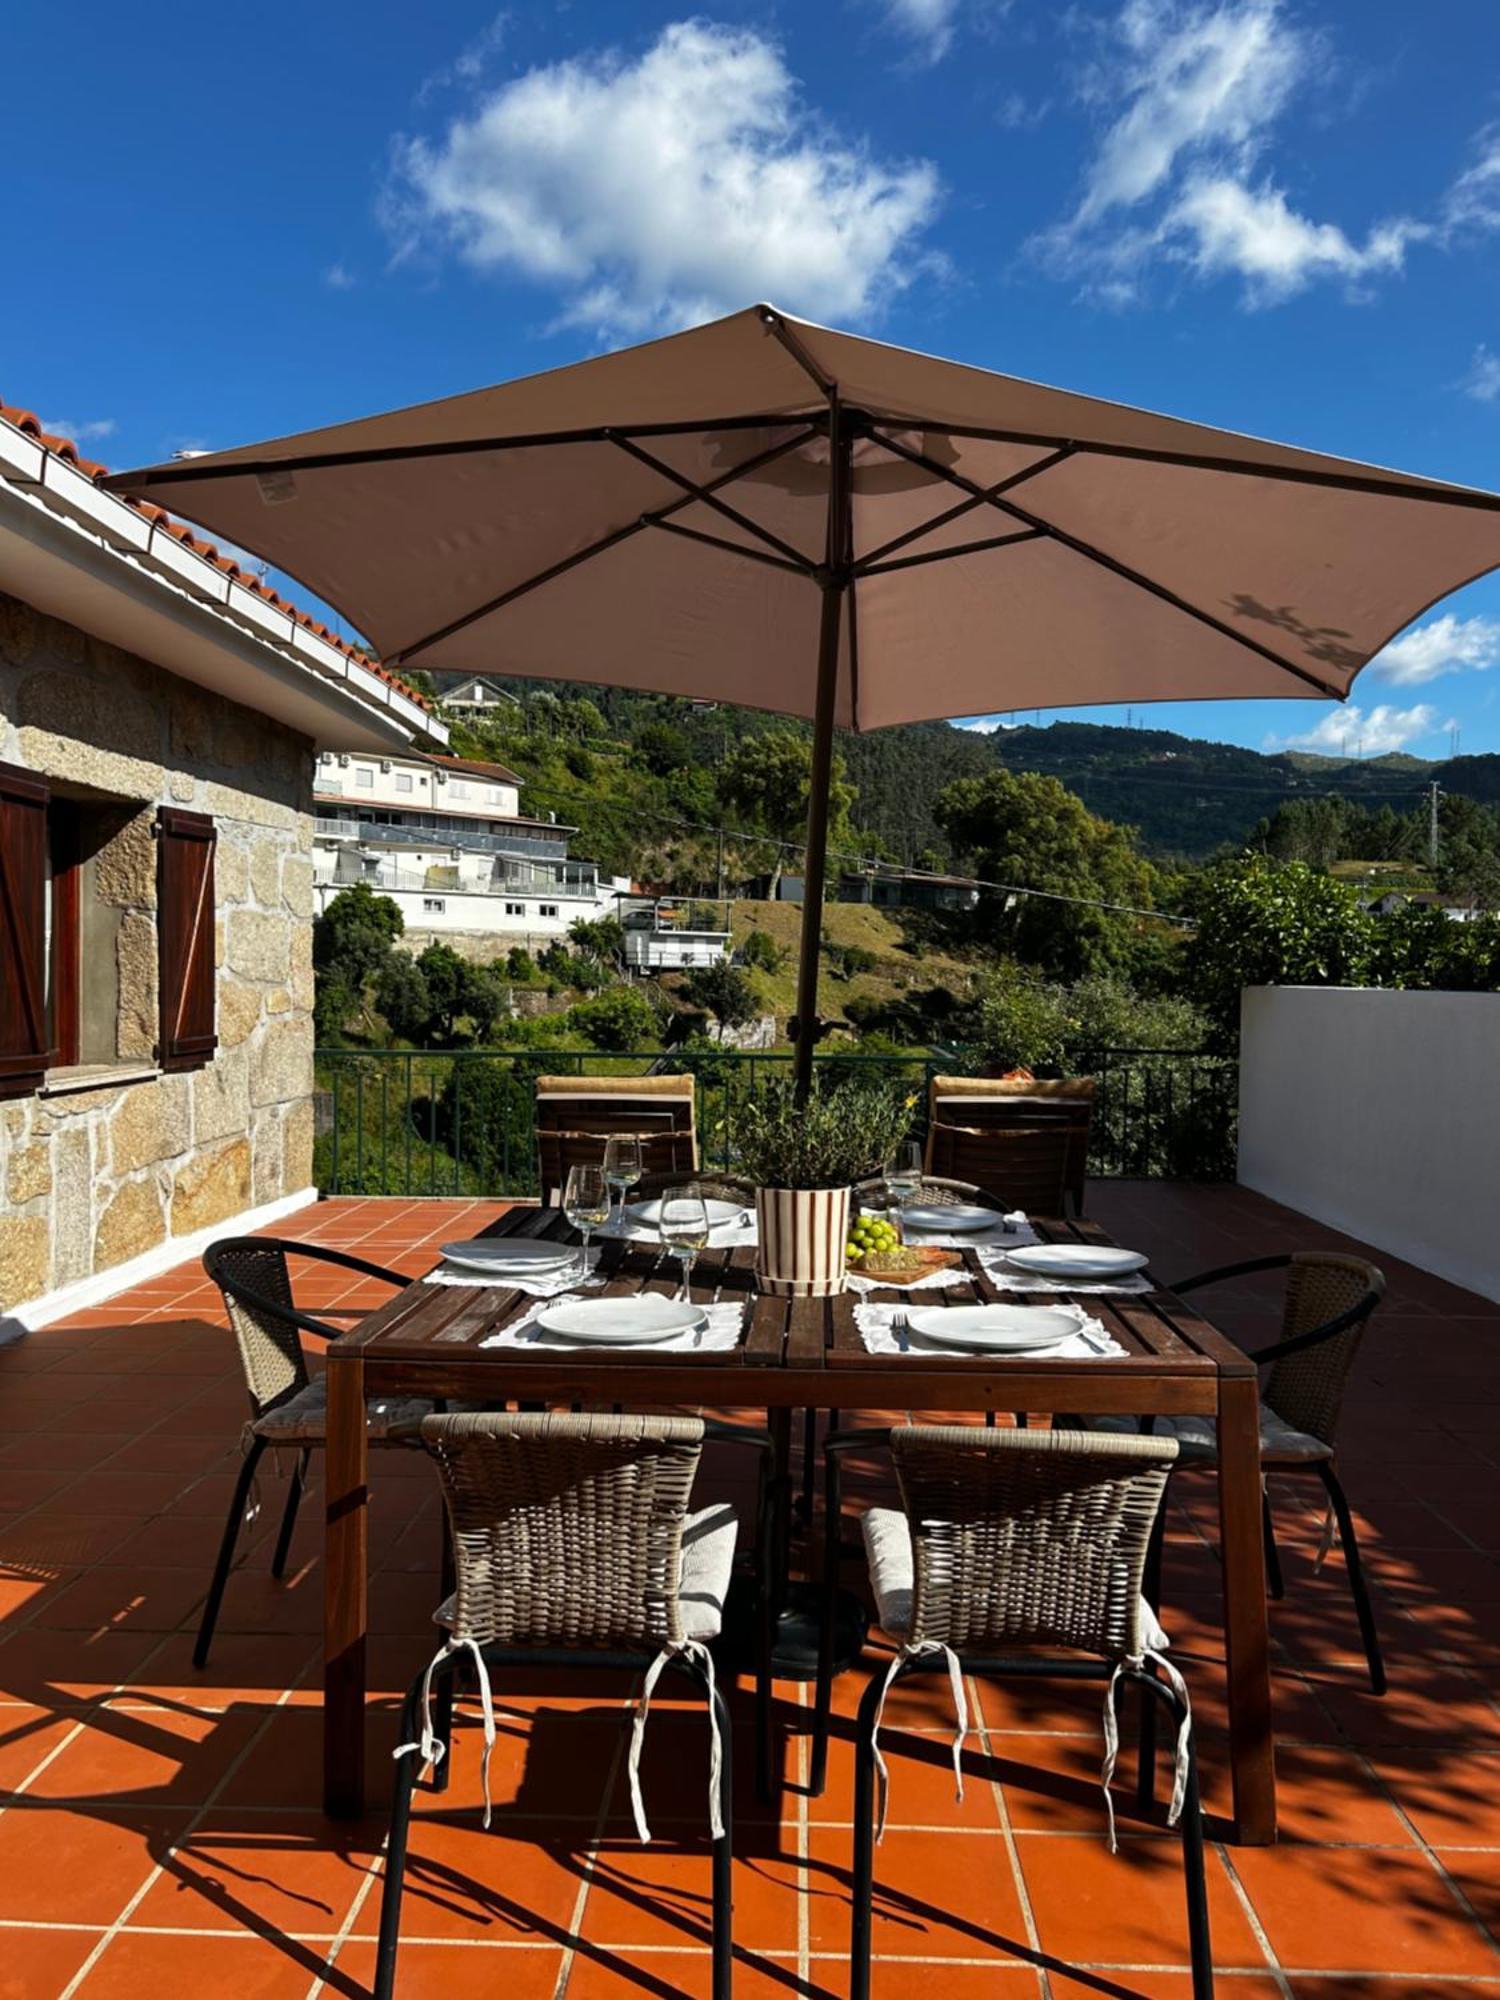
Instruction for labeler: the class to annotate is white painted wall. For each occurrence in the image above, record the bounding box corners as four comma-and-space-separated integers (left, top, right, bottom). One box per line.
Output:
1238, 986, 1500, 1301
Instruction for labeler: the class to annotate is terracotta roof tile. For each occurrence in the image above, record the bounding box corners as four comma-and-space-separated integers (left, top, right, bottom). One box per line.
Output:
0, 395, 431, 712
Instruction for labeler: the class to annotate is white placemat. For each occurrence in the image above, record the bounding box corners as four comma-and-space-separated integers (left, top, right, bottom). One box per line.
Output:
480, 1296, 747, 1352
978, 1248, 1153, 1296
854, 1300, 1125, 1360
423, 1248, 601, 1294
848, 1261, 974, 1295
602, 1213, 758, 1250
899, 1210, 1038, 1251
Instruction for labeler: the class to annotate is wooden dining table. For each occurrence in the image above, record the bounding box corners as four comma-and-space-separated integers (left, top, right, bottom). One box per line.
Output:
322, 1204, 1276, 1843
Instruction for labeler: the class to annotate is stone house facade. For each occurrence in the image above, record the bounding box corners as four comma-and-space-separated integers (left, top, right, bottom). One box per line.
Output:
0, 399, 446, 1325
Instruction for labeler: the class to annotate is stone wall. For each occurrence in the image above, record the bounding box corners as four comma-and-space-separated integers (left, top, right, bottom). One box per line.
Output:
0, 592, 317, 1314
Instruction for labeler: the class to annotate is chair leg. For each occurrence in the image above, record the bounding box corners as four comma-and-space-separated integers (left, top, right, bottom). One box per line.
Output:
1130, 1672, 1212, 1997
1317, 1462, 1386, 1696
270, 1448, 310, 1580
710, 1680, 734, 2000
193, 1438, 265, 1670
374, 1670, 435, 2000
798, 1407, 819, 1525
849, 1671, 886, 2000
1262, 1484, 1285, 1601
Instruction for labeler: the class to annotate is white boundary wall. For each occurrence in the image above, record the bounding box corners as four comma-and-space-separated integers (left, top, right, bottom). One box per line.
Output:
1238, 986, 1500, 1302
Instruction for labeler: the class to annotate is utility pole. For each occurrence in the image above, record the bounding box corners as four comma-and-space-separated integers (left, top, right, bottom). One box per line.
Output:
1429, 780, 1443, 869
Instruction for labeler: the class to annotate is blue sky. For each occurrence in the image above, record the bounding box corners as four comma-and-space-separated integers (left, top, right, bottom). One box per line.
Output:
8, 0, 1500, 758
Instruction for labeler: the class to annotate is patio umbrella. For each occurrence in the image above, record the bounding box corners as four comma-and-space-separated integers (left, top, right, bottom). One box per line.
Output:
104, 304, 1500, 1093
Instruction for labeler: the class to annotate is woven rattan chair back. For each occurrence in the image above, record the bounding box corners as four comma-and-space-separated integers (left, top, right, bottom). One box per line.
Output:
890, 1426, 1178, 1658
537, 1128, 694, 1205
418, 1411, 706, 1649
853, 1174, 999, 1213
929, 1076, 1094, 1209
208, 1241, 310, 1416
637, 1169, 754, 1206
1264, 1252, 1384, 1446
925, 1123, 1073, 1214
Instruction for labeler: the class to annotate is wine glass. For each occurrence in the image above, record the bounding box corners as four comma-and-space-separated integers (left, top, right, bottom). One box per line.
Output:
563, 1163, 610, 1283
602, 1134, 644, 1231
883, 1139, 924, 1223
659, 1184, 711, 1301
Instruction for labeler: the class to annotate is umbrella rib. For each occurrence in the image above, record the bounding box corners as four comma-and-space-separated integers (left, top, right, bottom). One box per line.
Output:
646, 517, 810, 575
861, 528, 1045, 577
757, 306, 838, 400
606, 433, 817, 571
388, 425, 820, 665
853, 445, 1075, 572
870, 425, 1347, 699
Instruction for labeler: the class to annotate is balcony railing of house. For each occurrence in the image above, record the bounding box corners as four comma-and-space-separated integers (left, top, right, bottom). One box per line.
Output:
312, 1045, 1236, 1199
315, 816, 572, 863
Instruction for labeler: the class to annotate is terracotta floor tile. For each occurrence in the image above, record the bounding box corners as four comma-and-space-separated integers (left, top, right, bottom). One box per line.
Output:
127, 1628, 318, 1703
332, 1939, 567, 1999
1371, 1747, 1500, 1847
807, 1726, 1006, 1831
1228, 1841, 1500, 1976
1286, 1983, 1500, 1999
1437, 1846, 1500, 1941
1310, 1670, 1500, 1750
0, 1701, 80, 1789
1048, 1980, 1284, 2000
1269, 1743, 1417, 1846
0, 1804, 184, 1923
73, 1928, 323, 1997
24, 1699, 267, 1808
377, 1817, 587, 1943
563, 1950, 808, 1999
0, 1622, 167, 1702
1016, 1832, 1262, 1973
30, 1563, 209, 1633
804, 1825, 1030, 1961
128, 1808, 382, 1936
578, 1839, 801, 1954
0, 1924, 102, 1999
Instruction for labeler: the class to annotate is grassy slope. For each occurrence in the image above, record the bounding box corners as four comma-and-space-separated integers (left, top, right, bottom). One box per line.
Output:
731, 898, 978, 1028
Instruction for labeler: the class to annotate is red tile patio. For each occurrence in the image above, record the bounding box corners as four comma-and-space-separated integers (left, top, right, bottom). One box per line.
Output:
0, 1186, 1497, 1997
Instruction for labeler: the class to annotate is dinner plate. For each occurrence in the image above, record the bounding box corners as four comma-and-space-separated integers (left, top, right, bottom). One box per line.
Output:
899, 1203, 1004, 1234
1002, 1244, 1149, 1280
627, 1197, 749, 1232
535, 1297, 708, 1344
440, 1239, 577, 1274
904, 1304, 1082, 1353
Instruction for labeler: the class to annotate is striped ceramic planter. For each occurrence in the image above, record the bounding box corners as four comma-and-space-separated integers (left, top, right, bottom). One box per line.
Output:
754, 1185, 851, 1297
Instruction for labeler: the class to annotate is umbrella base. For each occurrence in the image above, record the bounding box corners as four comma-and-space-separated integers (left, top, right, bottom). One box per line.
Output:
719, 1576, 869, 1682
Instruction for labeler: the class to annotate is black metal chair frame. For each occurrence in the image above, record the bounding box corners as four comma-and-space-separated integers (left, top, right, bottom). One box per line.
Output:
1146, 1253, 1386, 1696
815, 1430, 1212, 2000
195, 1236, 411, 1670
373, 1419, 776, 2000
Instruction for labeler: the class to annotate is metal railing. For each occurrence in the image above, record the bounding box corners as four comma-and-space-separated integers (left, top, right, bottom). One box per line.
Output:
313, 1045, 1236, 1199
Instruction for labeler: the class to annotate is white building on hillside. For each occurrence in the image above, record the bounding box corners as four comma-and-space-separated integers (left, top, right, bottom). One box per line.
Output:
313, 750, 628, 953
618, 894, 733, 971
435, 674, 519, 717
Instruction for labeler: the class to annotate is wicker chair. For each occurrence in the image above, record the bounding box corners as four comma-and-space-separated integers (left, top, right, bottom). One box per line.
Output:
534, 1074, 698, 1200
375, 1410, 773, 2000
851, 1173, 1005, 1215
818, 1425, 1212, 2000
198, 1237, 432, 1669
924, 1123, 1074, 1216
537, 1127, 690, 1206
1085, 1251, 1388, 1693
929, 1075, 1095, 1214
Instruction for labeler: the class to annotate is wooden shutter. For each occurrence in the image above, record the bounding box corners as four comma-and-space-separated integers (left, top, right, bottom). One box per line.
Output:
0, 761, 52, 1099
156, 807, 217, 1072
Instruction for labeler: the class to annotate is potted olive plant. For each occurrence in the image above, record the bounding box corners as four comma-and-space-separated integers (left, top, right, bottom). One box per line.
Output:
734, 1075, 913, 1296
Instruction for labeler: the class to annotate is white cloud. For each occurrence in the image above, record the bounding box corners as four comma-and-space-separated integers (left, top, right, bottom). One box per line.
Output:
323, 262, 358, 290
1275, 702, 1442, 757
1463, 345, 1500, 402
387, 21, 941, 336
883, 0, 959, 63
1368, 613, 1500, 686
1163, 176, 1419, 301
955, 715, 1019, 732
40, 416, 116, 443
1443, 129, 1500, 234
416, 9, 510, 105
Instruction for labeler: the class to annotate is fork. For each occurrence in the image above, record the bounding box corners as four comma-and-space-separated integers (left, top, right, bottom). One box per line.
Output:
892, 1310, 910, 1353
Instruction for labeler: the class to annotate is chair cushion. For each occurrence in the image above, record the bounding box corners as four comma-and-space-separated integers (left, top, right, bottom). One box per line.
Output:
1083, 1406, 1332, 1465
251, 1379, 434, 1443
861, 1506, 1168, 1653
433, 1502, 740, 1644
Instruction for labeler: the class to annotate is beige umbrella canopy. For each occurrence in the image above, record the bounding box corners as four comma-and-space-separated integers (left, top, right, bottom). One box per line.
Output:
106, 303, 1500, 1086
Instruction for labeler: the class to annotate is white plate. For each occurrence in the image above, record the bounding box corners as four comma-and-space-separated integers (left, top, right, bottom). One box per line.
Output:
899, 1204, 1003, 1234
627, 1197, 748, 1231
535, 1297, 708, 1344
440, 1239, 577, 1274
1003, 1244, 1149, 1280
904, 1305, 1082, 1353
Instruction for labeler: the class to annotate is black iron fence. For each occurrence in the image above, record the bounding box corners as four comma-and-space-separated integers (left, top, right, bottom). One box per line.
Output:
313, 1045, 1237, 1199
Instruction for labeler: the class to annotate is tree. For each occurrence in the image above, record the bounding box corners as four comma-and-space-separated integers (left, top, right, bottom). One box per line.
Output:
373, 951, 433, 1044
935, 769, 1156, 979
635, 721, 691, 776
568, 915, 625, 961
506, 945, 536, 982
740, 929, 785, 973
569, 985, 662, 1051
682, 961, 758, 1029
313, 883, 403, 985
717, 730, 855, 888
1181, 856, 1372, 1039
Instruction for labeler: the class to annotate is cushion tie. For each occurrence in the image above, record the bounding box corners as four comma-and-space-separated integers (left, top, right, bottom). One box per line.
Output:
628, 1639, 723, 1844
1101, 1647, 1194, 1853
394, 1637, 499, 1827
869, 1641, 969, 1844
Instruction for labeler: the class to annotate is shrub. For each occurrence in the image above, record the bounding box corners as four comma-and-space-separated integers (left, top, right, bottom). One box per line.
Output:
732, 1074, 914, 1188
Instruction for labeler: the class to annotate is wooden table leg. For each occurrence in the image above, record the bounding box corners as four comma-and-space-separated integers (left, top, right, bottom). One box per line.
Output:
1218, 1370, 1277, 1844
324, 1346, 369, 1818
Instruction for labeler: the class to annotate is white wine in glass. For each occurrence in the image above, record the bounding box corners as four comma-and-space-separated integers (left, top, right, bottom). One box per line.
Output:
659, 1185, 711, 1300
563, 1164, 610, 1282
602, 1134, 644, 1229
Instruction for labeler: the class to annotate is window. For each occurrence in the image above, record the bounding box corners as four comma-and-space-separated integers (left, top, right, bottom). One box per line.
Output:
450, 780, 468, 798
423, 897, 446, 914
355, 767, 373, 788
505, 901, 525, 917
539, 903, 560, 919
395, 771, 413, 793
